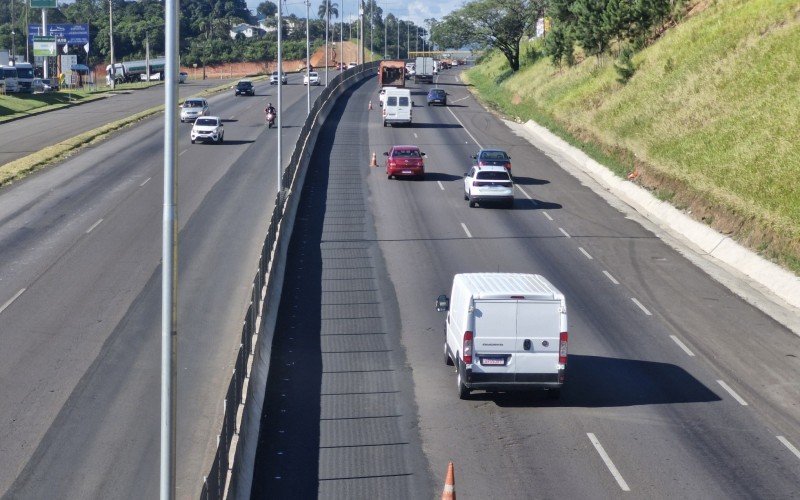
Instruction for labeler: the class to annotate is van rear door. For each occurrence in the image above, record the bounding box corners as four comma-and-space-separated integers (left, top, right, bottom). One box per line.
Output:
514, 301, 561, 377
473, 300, 515, 369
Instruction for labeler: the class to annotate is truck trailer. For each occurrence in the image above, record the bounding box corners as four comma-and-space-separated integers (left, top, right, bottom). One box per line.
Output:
414, 56, 435, 83
378, 60, 406, 87
106, 58, 167, 85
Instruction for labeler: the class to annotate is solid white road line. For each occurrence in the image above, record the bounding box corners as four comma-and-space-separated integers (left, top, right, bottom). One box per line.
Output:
86, 218, 103, 234
717, 380, 748, 406
670, 335, 696, 356
578, 247, 593, 260
140, 177, 151, 187
437, 181, 445, 191
447, 107, 482, 148
777, 436, 800, 461
542, 211, 554, 221
602, 270, 620, 285
559, 227, 571, 238
0, 288, 26, 315
631, 297, 652, 316
460, 223, 472, 238
516, 185, 533, 200
669, 335, 694, 357
587, 433, 630, 492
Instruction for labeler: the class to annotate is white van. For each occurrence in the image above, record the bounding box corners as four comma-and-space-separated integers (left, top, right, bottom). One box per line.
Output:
382, 88, 412, 127
0, 65, 19, 93
436, 273, 568, 399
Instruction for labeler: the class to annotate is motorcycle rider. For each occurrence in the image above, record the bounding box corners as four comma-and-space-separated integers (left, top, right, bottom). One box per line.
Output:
265, 102, 277, 127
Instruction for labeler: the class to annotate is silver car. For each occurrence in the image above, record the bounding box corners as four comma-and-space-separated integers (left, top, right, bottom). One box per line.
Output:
270, 71, 287, 85
180, 98, 209, 122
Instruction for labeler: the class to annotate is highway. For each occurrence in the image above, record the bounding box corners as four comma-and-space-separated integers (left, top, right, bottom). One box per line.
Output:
251, 70, 800, 497
0, 73, 334, 498
0, 77, 236, 167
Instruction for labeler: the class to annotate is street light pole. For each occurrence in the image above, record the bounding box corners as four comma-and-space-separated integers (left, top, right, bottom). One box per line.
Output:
383, 13, 386, 59
369, 0, 373, 61
396, 18, 399, 59
305, 0, 310, 114
109, 0, 115, 88
277, 0, 283, 198
325, 0, 329, 85
359, 0, 363, 65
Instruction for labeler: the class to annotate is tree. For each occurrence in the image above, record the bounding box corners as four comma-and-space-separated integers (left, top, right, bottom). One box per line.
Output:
257, 1, 277, 19
454, 0, 539, 71
318, 0, 338, 20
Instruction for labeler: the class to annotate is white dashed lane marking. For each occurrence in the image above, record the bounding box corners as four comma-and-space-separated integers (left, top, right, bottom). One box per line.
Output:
777, 436, 800, 461
602, 270, 620, 284
447, 107, 482, 148
717, 380, 748, 406
0, 288, 26, 315
578, 247, 593, 260
631, 297, 652, 316
140, 177, 151, 187
587, 433, 630, 492
670, 335, 695, 356
559, 227, 570, 238
460, 223, 472, 238
542, 211, 554, 221
86, 219, 103, 234
437, 181, 445, 191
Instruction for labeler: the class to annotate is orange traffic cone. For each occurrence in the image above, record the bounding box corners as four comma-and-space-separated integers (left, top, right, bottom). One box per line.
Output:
370, 152, 378, 167
441, 462, 456, 500
368, 100, 373, 110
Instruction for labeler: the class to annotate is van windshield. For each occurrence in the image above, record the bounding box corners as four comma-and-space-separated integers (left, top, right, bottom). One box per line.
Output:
16, 68, 34, 79
2, 68, 17, 78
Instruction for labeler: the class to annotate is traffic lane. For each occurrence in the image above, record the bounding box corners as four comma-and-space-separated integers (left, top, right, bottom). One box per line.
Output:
251, 76, 434, 499
0, 78, 238, 167
366, 80, 800, 496
0, 80, 322, 497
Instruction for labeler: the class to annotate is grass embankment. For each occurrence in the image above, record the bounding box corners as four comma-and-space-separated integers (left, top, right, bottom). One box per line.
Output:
465, 0, 800, 274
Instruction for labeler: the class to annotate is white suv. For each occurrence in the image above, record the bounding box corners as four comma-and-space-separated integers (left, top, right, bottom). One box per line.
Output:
463, 165, 514, 208
191, 116, 224, 144
303, 71, 320, 85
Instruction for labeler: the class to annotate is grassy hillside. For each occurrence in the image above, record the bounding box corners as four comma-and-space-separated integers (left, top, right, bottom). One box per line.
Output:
465, 0, 800, 274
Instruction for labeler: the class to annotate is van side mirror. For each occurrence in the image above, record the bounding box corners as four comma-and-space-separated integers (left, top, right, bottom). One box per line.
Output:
383, 152, 389, 156
436, 295, 449, 312
471, 155, 477, 159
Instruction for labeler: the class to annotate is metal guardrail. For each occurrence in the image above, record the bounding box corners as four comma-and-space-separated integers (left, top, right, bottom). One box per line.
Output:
199, 61, 379, 500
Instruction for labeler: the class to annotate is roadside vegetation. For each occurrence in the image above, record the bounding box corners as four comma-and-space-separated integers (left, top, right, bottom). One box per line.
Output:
459, 0, 800, 274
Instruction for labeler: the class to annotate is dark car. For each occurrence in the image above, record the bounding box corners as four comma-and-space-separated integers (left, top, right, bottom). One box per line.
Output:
234, 80, 255, 96
472, 149, 512, 174
384, 145, 426, 180
427, 88, 447, 106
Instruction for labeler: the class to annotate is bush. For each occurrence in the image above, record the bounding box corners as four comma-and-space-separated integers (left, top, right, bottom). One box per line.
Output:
615, 44, 635, 83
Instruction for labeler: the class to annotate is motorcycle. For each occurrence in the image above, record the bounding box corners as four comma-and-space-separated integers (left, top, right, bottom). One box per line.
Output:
265, 110, 276, 128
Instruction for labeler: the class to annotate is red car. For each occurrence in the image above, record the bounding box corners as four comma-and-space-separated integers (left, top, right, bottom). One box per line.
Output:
384, 145, 426, 180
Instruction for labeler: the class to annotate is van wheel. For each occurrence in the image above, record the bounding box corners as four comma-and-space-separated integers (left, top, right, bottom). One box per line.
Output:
457, 368, 470, 400
444, 343, 453, 366
463, 191, 469, 201
382, 121, 386, 127
468, 199, 476, 208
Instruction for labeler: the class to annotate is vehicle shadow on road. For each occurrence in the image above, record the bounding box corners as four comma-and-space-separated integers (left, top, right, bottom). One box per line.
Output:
481, 354, 722, 408
409, 123, 464, 129
216, 139, 255, 146
468, 199, 561, 211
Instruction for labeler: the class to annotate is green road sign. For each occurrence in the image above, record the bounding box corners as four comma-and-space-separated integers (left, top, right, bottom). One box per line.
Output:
33, 36, 56, 57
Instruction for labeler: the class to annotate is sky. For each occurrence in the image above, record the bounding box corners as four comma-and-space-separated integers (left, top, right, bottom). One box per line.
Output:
248, 0, 461, 29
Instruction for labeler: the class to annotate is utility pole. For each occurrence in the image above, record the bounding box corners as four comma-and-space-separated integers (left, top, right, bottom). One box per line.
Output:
109, 0, 115, 88
396, 18, 399, 59
161, 0, 179, 493
305, 0, 310, 114
325, 0, 329, 85
278, 1, 283, 198
10, 0, 15, 64
383, 13, 387, 59
406, 22, 409, 59
369, 0, 373, 61
359, 0, 364, 64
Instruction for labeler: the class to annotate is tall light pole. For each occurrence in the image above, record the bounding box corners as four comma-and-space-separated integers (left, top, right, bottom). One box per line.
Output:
406, 22, 409, 59
369, 0, 373, 61
324, 0, 329, 85
383, 13, 387, 59
305, 0, 310, 114
277, 1, 284, 198
109, 0, 115, 88
161, 0, 179, 494
358, 0, 363, 64
396, 18, 399, 58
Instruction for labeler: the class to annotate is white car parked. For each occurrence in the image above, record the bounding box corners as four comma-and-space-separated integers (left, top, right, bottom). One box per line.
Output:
180, 98, 209, 122
303, 71, 320, 85
463, 165, 514, 208
191, 116, 224, 144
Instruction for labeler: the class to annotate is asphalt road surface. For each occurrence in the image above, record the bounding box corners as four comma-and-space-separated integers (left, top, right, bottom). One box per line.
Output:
251, 70, 800, 498
0, 77, 236, 167
0, 73, 335, 498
